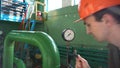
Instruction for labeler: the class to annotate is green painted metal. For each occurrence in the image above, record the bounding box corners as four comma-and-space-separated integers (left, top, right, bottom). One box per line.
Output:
14, 57, 26, 68
37, 0, 44, 12
44, 5, 107, 49
58, 45, 108, 68
3, 30, 60, 68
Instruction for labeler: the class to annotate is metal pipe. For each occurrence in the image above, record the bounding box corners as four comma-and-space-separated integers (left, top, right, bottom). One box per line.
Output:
35, 1, 45, 6
14, 57, 26, 68
3, 30, 60, 68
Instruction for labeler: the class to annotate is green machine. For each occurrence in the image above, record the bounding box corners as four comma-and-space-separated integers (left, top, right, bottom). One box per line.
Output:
3, 30, 60, 68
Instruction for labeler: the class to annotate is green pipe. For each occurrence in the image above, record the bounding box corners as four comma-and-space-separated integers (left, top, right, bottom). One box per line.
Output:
3, 30, 60, 68
14, 57, 26, 68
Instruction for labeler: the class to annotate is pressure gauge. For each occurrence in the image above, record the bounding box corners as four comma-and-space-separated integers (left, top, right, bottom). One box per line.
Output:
62, 29, 75, 42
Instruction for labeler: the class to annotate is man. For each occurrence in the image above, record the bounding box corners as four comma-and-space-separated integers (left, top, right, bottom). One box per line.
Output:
75, 0, 120, 68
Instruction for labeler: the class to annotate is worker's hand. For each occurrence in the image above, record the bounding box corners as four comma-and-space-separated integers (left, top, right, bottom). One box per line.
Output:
75, 55, 90, 68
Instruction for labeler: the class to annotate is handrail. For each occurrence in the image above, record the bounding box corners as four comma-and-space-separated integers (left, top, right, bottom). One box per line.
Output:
3, 30, 60, 68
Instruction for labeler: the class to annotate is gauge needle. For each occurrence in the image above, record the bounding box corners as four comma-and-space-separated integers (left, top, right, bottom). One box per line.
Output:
67, 33, 71, 37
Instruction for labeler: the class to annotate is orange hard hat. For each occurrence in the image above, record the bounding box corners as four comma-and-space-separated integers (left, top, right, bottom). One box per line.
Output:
78, 0, 120, 20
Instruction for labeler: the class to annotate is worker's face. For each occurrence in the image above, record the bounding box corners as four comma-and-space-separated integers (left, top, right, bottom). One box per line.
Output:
84, 15, 109, 42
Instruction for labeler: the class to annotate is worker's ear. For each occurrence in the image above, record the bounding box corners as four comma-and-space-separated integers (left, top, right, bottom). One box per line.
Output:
101, 14, 115, 26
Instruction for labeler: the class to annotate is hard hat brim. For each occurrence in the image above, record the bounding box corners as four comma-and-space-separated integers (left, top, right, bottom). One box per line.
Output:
74, 18, 82, 23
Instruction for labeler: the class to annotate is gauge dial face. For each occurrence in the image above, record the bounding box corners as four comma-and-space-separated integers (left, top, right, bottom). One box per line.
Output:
62, 29, 75, 42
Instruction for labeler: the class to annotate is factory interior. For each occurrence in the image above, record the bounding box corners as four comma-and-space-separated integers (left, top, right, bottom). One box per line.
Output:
0, 0, 109, 68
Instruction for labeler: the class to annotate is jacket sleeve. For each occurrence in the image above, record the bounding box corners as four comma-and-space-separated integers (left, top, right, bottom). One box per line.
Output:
107, 43, 120, 68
